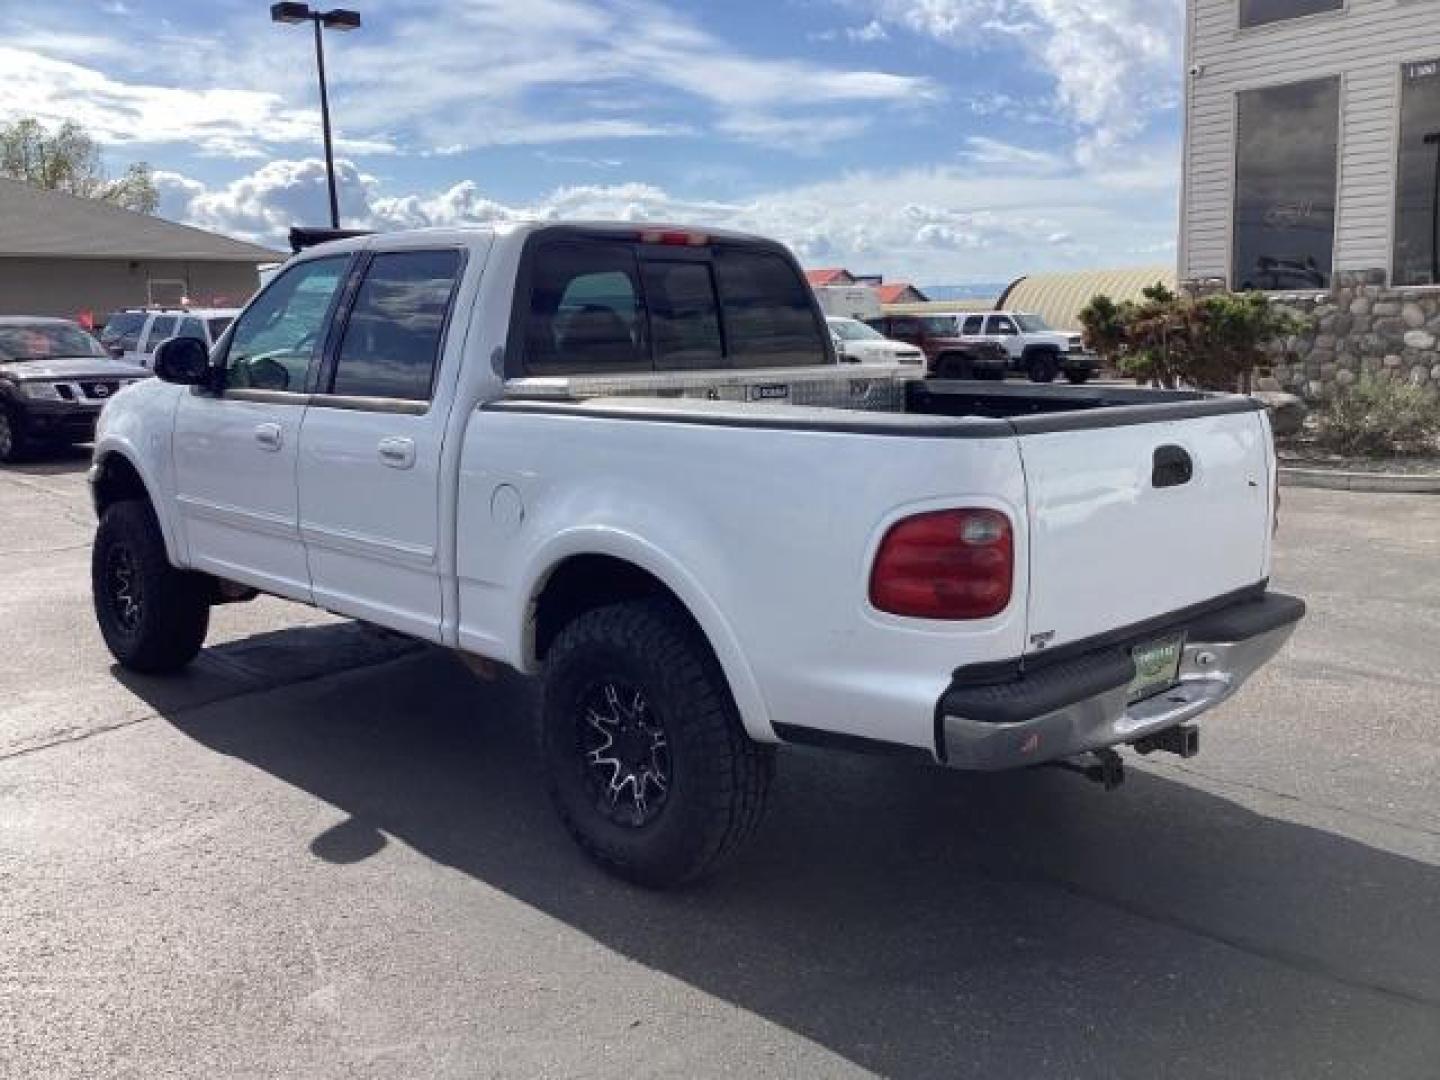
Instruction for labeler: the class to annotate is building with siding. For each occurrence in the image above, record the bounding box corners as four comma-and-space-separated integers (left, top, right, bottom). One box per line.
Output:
0, 178, 282, 322
1180, 0, 1440, 290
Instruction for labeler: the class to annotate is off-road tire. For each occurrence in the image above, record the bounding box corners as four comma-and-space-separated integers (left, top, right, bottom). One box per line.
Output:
1026, 348, 1060, 384
0, 405, 29, 464
541, 598, 774, 888
92, 500, 211, 673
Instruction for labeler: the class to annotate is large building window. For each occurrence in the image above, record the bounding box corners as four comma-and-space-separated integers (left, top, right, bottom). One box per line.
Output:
1232, 77, 1340, 291
1394, 59, 1440, 287
1239, 0, 1342, 30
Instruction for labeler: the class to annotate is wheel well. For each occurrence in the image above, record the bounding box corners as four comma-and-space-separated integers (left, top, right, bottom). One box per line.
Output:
92, 454, 151, 516
533, 555, 691, 663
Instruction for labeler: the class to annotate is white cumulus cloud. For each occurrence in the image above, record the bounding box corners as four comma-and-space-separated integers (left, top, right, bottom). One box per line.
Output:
157, 149, 1178, 283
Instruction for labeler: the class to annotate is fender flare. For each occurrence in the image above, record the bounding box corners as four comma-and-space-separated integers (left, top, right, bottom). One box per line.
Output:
518, 527, 778, 744
90, 441, 185, 567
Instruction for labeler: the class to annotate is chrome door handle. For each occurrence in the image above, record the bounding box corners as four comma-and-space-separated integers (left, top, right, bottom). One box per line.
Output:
254, 423, 283, 451
377, 436, 416, 469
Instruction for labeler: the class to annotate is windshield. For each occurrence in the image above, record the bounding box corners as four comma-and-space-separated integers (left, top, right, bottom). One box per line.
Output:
1015, 313, 1053, 332
0, 324, 108, 362
828, 319, 885, 341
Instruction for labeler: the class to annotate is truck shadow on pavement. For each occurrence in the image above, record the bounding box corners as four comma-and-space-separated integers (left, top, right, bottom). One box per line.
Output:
132, 633, 1440, 1079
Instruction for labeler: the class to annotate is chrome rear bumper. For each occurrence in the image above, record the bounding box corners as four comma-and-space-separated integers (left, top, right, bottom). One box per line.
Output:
939, 592, 1303, 771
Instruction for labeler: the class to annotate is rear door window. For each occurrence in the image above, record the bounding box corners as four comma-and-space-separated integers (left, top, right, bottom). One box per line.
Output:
327, 249, 463, 402
525, 242, 645, 374
176, 317, 205, 342
714, 248, 827, 368
962, 315, 984, 335
143, 316, 177, 352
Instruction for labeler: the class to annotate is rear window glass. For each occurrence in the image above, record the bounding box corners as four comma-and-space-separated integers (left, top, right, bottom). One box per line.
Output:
713, 249, 826, 369
526, 243, 645, 374
641, 259, 722, 370
100, 312, 145, 351
519, 237, 826, 374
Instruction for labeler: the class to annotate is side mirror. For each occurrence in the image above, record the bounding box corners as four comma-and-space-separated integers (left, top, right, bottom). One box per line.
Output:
152, 336, 211, 386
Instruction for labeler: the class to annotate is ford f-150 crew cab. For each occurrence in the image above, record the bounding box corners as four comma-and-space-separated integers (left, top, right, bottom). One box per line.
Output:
88, 222, 1305, 887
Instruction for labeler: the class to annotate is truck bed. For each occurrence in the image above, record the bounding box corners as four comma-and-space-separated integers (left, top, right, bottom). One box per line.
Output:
498, 365, 1262, 433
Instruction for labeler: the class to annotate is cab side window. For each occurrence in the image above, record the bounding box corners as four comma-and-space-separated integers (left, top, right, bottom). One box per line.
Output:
327, 249, 463, 402
222, 256, 349, 392
143, 316, 177, 353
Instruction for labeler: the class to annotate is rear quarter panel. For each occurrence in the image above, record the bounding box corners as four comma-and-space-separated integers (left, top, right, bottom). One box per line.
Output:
456, 410, 1030, 749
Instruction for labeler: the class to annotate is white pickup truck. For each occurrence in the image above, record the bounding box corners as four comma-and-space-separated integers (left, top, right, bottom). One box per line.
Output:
89, 222, 1304, 886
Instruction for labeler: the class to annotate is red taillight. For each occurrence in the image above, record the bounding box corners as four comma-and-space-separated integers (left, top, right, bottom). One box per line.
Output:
869, 509, 1013, 620
638, 228, 708, 246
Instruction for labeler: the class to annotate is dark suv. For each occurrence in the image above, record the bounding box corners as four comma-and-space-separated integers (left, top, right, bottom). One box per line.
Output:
0, 318, 149, 462
864, 314, 1008, 379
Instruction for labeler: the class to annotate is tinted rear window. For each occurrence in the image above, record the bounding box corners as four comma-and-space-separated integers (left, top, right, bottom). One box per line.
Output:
518, 237, 826, 375
713, 249, 827, 369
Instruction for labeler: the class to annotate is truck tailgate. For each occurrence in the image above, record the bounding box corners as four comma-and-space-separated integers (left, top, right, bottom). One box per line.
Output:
1018, 406, 1273, 654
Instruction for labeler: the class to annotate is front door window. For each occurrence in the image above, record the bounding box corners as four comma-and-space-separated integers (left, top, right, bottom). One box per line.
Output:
222, 257, 349, 393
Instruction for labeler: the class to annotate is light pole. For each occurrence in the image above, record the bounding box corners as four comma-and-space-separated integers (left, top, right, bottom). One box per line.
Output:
1425, 132, 1440, 285
270, 3, 361, 229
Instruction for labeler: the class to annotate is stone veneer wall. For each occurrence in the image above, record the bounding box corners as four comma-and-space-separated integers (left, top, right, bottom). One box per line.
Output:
1183, 271, 1440, 400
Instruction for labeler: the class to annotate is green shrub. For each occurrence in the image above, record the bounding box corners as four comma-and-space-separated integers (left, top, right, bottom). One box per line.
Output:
1314, 380, 1440, 457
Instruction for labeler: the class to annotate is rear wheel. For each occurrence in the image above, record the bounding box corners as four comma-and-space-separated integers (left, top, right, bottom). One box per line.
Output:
540, 598, 774, 888
1026, 349, 1060, 384
92, 500, 211, 673
0, 405, 29, 464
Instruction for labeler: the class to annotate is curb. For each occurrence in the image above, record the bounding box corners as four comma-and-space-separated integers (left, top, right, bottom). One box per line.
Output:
1279, 466, 1440, 493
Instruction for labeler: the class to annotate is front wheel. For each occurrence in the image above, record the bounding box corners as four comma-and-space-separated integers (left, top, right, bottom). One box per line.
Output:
0, 405, 29, 464
92, 501, 211, 673
934, 353, 972, 380
540, 598, 774, 888
1027, 350, 1060, 383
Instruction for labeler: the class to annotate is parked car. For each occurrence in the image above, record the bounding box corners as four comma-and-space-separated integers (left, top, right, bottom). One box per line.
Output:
864, 314, 1009, 379
0, 318, 150, 462
952, 310, 1098, 384
827, 317, 923, 364
99, 308, 238, 368
89, 221, 1303, 887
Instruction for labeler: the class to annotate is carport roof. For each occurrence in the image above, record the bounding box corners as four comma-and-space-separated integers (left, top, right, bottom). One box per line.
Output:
0, 177, 284, 263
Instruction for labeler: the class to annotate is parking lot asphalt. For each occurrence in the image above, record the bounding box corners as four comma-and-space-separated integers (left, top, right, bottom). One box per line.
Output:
2, 451, 1438, 1079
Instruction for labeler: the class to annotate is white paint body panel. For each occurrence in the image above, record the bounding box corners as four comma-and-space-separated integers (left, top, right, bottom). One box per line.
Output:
1018, 413, 1273, 653
172, 390, 312, 602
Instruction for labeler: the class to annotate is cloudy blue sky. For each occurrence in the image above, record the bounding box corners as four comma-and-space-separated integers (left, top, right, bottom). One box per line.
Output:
3, 0, 1184, 283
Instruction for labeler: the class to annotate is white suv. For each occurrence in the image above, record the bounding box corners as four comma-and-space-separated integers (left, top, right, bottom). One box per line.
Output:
955, 311, 1098, 384
100, 308, 238, 368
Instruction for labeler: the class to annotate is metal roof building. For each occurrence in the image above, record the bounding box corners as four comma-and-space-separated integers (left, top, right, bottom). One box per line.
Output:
0, 178, 282, 321
883, 265, 1176, 331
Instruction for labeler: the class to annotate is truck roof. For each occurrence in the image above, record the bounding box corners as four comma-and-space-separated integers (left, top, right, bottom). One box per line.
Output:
291, 220, 784, 257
